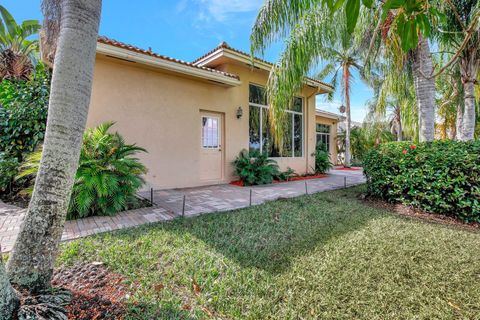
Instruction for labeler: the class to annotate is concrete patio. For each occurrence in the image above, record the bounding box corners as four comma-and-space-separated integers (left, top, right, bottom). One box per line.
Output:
0, 169, 365, 253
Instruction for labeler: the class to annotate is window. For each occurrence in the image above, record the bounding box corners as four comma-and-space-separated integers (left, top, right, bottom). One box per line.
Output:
202, 116, 220, 148
249, 84, 303, 157
316, 123, 331, 152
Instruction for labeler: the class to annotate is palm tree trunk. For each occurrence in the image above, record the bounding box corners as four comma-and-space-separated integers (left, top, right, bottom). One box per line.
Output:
7, 0, 102, 291
459, 54, 478, 141
412, 37, 435, 142
0, 247, 19, 319
456, 104, 464, 140
343, 63, 351, 167
395, 106, 402, 141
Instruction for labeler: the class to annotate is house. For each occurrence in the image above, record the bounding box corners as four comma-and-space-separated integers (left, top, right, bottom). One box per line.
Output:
86, 37, 338, 190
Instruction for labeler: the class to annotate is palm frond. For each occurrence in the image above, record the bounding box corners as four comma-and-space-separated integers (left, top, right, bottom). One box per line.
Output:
250, 0, 320, 56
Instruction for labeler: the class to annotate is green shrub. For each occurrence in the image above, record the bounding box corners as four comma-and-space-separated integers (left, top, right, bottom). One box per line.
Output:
233, 150, 281, 186
363, 141, 480, 222
275, 167, 296, 181
0, 152, 18, 192
313, 143, 333, 174
17, 122, 148, 219
0, 64, 50, 159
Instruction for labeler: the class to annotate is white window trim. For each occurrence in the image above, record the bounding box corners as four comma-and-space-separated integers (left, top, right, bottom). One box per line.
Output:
316, 124, 331, 154
201, 115, 221, 149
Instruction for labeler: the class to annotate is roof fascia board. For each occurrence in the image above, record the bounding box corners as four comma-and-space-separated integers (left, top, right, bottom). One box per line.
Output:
316, 111, 344, 120
97, 43, 241, 87
195, 47, 333, 93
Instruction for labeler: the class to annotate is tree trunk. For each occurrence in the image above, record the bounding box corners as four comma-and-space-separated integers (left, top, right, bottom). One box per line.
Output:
412, 37, 435, 142
456, 104, 464, 140
395, 106, 402, 141
459, 54, 478, 141
0, 246, 19, 319
343, 63, 351, 167
7, 0, 102, 291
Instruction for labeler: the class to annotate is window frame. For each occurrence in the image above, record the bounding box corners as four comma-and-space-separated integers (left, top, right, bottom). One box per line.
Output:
248, 83, 304, 158
201, 115, 221, 149
316, 123, 331, 154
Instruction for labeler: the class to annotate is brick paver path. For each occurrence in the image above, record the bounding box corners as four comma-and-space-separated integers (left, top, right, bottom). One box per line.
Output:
0, 169, 364, 252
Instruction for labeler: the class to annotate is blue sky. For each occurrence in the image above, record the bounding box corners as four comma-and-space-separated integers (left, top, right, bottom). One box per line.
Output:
5, 0, 372, 122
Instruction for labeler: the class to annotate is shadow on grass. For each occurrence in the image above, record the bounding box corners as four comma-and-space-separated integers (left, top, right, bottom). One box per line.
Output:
126, 302, 197, 320
164, 187, 381, 274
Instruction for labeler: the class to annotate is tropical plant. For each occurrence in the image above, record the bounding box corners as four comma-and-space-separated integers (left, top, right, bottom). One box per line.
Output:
15, 123, 147, 219
233, 150, 281, 186
0, 152, 18, 192
251, 3, 374, 167
0, 63, 50, 159
434, 0, 480, 141
337, 123, 394, 164
6, 0, 102, 299
70, 122, 147, 219
313, 143, 333, 173
363, 140, 480, 222
365, 56, 418, 141
0, 5, 41, 80
435, 60, 464, 139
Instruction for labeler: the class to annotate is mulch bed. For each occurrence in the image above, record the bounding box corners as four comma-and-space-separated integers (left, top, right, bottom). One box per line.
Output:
333, 166, 362, 171
51, 262, 129, 319
230, 174, 327, 187
361, 196, 480, 231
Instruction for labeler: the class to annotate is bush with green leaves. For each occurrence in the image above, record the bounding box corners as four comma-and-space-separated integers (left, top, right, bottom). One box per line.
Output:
363, 141, 480, 222
17, 122, 148, 219
0, 63, 50, 159
0, 152, 18, 192
313, 143, 333, 174
233, 150, 282, 186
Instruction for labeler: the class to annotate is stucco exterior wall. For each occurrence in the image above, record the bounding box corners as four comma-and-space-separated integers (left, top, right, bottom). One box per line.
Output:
87, 55, 320, 190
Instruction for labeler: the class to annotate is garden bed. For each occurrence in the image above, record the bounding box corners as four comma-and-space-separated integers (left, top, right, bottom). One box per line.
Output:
230, 173, 327, 187
333, 166, 362, 171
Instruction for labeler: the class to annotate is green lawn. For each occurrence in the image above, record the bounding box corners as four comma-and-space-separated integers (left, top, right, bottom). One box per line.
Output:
58, 186, 480, 319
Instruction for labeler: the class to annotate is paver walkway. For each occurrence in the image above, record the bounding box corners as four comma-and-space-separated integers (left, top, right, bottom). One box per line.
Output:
0, 169, 364, 252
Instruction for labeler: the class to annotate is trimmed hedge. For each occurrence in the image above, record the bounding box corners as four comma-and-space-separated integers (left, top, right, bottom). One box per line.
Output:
363, 141, 480, 222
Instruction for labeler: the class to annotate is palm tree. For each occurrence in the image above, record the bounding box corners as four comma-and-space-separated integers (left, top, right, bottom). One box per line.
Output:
251, 2, 370, 167
0, 5, 40, 80
6, 0, 102, 294
435, 0, 479, 141
366, 57, 418, 141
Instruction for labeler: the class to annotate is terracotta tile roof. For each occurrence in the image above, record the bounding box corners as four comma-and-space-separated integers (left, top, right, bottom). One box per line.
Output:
97, 36, 240, 80
193, 41, 334, 90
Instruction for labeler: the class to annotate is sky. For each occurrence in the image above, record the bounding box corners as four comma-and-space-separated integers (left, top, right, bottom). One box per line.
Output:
5, 0, 373, 122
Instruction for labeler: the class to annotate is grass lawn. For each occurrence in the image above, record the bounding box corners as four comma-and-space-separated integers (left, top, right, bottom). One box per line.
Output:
58, 186, 480, 319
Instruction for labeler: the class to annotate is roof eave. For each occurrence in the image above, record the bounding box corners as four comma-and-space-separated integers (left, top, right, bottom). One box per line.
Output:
194, 47, 334, 93
96, 43, 242, 87
315, 111, 345, 120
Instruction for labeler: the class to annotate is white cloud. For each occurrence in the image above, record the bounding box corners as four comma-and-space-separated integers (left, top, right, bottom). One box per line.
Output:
198, 0, 263, 21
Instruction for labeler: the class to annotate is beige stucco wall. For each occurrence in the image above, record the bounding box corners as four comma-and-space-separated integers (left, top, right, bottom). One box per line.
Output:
87, 55, 321, 190
315, 115, 339, 165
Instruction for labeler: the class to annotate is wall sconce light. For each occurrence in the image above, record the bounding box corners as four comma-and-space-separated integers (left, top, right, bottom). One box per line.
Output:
236, 106, 243, 119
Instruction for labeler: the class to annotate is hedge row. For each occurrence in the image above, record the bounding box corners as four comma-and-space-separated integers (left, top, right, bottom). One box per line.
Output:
363, 141, 480, 222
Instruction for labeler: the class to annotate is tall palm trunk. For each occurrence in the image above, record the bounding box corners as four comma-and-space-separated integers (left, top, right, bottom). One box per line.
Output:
395, 106, 402, 141
343, 63, 351, 167
458, 53, 478, 141
0, 247, 19, 319
7, 0, 102, 291
412, 37, 435, 142
456, 104, 464, 140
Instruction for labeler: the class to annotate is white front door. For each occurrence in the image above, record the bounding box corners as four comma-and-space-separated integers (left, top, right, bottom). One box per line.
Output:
199, 112, 224, 182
